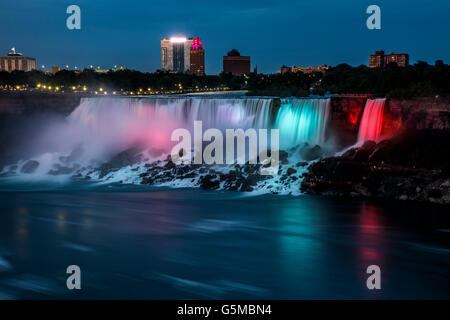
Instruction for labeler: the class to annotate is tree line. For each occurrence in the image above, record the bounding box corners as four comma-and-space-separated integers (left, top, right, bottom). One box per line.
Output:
1, 60, 449, 98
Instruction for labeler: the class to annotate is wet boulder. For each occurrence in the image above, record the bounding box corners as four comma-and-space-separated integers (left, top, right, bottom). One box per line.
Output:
21, 160, 39, 174
299, 145, 323, 161
287, 167, 297, 175
98, 147, 143, 178
199, 174, 220, 190
279, 150, 289, 164
48, 164, 79, 175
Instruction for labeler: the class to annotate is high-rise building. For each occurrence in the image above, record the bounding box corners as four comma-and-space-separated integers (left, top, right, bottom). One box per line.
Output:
161, 36, 194, 73
52, 66, 60, 74
369, 50, 409, 68
223, 49, 250, 75
190, 38, 205, 75
0, 48, 36, 72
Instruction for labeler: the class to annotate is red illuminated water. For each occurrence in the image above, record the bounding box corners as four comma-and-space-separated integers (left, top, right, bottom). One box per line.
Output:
357, 99, 386, 143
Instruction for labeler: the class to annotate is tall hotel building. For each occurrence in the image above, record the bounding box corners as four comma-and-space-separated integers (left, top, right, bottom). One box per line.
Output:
0, 48, 36, 72
161, 36, 194, 73
189, 38, 205, 75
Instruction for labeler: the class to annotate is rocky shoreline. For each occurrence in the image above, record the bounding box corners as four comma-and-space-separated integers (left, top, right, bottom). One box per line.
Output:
300, 130, 450, 205
4, 130, 450, 205
88, 144, 324, 194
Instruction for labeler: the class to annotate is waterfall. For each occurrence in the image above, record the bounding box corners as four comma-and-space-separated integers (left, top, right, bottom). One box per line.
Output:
274, 98, 331, 148
357, 98, 386, 143
4, 96, 337, 182
62, 97, 276, 160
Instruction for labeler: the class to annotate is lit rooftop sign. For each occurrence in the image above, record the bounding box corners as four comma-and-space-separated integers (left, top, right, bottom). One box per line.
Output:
170, 37, 187, 43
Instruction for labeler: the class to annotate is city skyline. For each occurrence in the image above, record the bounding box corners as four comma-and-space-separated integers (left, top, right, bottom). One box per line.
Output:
0, 0, 449, 74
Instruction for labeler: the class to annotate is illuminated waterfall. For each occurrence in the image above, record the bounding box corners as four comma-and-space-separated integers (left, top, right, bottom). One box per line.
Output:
274, 98, 331, 148
7, 97, 336, 180
357, 98, 386, 143
67, 97, 274, 155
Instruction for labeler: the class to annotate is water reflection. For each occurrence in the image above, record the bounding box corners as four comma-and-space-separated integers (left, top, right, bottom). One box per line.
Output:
358, 203, 386, 264
0, 191, 449, 299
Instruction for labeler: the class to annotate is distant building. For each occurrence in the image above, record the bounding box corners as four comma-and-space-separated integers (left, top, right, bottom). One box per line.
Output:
223, 49, 250, 75
190, 38, 205, 75
369, 50, 409, 68
161, 36, 194, 72
280, 64, 328, 74
52, 66, 60, 74
0, 48, 36, 72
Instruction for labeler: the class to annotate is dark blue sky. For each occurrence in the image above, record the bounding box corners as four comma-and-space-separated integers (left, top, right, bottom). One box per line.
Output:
1, 0, 449, 74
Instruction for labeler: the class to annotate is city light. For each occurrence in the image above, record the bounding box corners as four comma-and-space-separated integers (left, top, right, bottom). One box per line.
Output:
170, 37, 187, 43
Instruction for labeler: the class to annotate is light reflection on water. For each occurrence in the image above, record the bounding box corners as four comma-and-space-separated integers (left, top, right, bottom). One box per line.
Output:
0, 189, 449, 299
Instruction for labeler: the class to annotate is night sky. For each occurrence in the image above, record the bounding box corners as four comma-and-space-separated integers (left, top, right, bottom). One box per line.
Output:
0, 0, 449, 74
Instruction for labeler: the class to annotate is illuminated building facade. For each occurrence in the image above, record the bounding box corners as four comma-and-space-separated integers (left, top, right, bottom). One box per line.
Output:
161, 36, 194, 72
0, 48, 36, 72
223, 49, 250, 75
190, 38, 205, 75
280, 64, 328, 74
369, 50, 409, 68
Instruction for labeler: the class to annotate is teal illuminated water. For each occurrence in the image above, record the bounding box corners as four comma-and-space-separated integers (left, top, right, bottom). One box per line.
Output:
275, 98, 330, 148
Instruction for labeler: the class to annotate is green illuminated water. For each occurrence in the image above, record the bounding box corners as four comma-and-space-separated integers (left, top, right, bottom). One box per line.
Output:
275, 98, 330, 148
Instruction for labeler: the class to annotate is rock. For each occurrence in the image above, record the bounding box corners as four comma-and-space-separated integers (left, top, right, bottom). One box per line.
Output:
352, 148, 373, 162
141, 177, 153, 184
98, 147, 143, 178
368, 140, 393, 162
279, 150, 289, 164
59, 145, 84, 164
296, 161, 308, 167
428, 188, 442, 199
163, 160, 176, 170
199, 174, 220, 190
286, 167, 297, 175
361, 140, 377, 151
441, 179, 450, 188
246, 174, 258, 186
48, 164, 78, 175
240, 181, 254, 192
354, 184, 371, 197
180, 172, 197, 179
299, 145, 323, 161
21, 160, 39, 174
